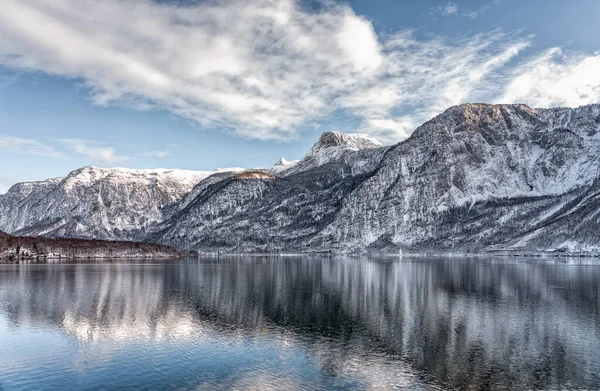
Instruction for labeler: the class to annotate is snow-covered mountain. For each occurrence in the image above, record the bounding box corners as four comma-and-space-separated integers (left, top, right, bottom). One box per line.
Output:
0, 166, 242, 240
277, 131, 384, 176
3, 103, 600, 254
269, 157, 299, 174
314, 103, 600, 253
150, 103, 600, 254
148, 131, 390, 252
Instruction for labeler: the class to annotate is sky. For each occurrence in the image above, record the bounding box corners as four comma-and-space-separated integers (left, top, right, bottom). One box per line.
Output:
0, 0, 599, 193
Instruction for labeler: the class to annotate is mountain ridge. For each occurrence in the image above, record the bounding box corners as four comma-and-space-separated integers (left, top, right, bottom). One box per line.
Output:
2, 102, 600, 254
0, 166, 244, 240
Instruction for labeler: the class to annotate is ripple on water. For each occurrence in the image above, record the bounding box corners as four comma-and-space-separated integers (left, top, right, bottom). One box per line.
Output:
0, 257, 598, 390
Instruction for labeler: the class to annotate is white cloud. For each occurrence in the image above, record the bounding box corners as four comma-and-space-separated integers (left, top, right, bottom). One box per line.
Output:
432, 1, 500, 20
0, 0, 597, 145
0, 0, 384, 140
430, 2, 458, 17
0, 135, 148, 166
363, 118, 416, 141
442, 3, 459, 15
59, 139, 131, 164
496, 48, 600, 108
469, 0, 503, 19
142, 150, 171, 158
463, 5, 491, 19
0, 136, 66, 158
340, 31, 530, 141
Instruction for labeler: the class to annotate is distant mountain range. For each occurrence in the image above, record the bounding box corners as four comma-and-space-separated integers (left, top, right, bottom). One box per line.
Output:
2, 103, 600, 255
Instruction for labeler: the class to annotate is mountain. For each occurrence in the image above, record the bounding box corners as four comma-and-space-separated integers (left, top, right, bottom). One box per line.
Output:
314, 103, 600, 254
148, 132, 389, 252
277, 131, 383, 176
3, 103, 600, 254
0, 166, 243, 241
151, 104, 600, 254
269, 157, 299, 174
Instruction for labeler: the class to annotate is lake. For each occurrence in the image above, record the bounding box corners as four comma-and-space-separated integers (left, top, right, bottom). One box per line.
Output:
0, 257, 599, 390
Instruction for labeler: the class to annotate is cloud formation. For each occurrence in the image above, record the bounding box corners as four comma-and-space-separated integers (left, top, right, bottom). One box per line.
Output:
497, 48, 600, 108
433, 0, 500, 19
0, 136, 66, 159
338, 31, 531, 139
142, 150, 171, 158
0, 0, 384, 140
0, 0, 598, 143
437, 2, 459, 16
0, 136, 132, 164
60, 139, 131, 164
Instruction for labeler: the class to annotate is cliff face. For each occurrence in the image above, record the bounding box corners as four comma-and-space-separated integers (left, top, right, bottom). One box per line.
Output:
311, 104, 600, 253
0, 166, 242, 241
149, 132, 390, 253
2, 103, 600, 254
151, 104, 600, 254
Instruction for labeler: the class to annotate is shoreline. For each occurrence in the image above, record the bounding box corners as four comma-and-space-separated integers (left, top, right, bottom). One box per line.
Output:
195, 250, 600, 259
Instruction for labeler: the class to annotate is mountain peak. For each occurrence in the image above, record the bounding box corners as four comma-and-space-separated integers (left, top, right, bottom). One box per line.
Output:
270, 157, 300, 175
315, 131, 382, 151
271, 131, 385, 176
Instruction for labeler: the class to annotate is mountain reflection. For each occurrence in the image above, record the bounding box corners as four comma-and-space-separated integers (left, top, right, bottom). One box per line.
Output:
0, 257, 599, 390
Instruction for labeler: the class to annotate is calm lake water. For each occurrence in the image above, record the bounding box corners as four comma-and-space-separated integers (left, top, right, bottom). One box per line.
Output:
0, 257, 599, 390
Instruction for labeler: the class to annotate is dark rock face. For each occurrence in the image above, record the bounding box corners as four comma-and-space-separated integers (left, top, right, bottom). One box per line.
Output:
150, 154, 388, 253
310, 103, 600, 253
151, 103, 600, 254
2, 103, 600, 254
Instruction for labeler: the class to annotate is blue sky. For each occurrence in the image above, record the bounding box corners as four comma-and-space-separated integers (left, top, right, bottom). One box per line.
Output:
0, 0, 599, 193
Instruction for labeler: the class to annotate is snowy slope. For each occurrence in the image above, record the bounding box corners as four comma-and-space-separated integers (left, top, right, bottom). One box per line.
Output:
152, 103, 600, 254
312, 103, 600, 253
0, 166, 242, 241
269, 157, 300, 174
148, 132, 389, 252
278, 131, 384, 177
3, 103, 600, 254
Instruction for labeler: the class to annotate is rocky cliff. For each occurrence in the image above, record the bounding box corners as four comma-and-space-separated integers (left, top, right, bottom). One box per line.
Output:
3, 103, 600, 254
0, 166, 242, 241
152, 104, 600, 254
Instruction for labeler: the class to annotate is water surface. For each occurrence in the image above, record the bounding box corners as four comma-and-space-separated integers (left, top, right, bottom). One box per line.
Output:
0, 257, 599, 390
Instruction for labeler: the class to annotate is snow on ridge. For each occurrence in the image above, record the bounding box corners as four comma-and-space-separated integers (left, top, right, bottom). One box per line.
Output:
270, 157, 300, 174
268, 131, 384, 177
3, 176, 64, 196
301, 131, 383, 168
4, 103, 600, 254
59, 166, 247, 192
312, 131, 383, 152
70, 165, 244, 179
275, 157, 298, 166
0, 164, 247, 240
